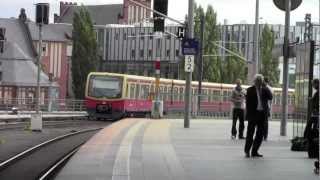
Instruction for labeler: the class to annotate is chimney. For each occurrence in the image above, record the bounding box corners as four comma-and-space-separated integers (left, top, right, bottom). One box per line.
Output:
54, 13, 59, 23
18, 8, 27, 23
60, 1, 77, 15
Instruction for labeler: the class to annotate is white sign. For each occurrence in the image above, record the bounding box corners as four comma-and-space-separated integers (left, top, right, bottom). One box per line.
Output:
184, 55, 194, 72
177, 27, 185, 39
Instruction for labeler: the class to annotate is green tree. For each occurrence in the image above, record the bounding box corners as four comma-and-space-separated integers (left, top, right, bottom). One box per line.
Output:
72, 7, 98, 99
221, 45, 247, 84
260, 25, 279, 86
193, 4, 221, 82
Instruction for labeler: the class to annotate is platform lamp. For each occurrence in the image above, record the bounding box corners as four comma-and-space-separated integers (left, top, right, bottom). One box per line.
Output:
31, 3, 49, 131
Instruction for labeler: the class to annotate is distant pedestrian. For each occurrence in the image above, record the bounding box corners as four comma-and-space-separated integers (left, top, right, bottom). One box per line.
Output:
263, 77, 273, 141
244, 74, 273, 158
230, 79, 246, 139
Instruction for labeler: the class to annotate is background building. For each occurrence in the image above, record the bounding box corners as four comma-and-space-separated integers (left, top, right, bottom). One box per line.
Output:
54, 0, 152, 25
0, 18, 55, 104
218, 22, 320, 85
96, 24, 183, 79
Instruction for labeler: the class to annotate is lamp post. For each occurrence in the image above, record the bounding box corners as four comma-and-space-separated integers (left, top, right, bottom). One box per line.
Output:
253, 0, 260, 76
184, 0, 195, 128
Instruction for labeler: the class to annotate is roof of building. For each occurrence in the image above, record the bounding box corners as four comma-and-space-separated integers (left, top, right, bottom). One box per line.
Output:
27, 22, 72, 42
57, 4, 123, 25
0, 18, 53, 87
1, 59, 54, 87
0, 18, 35, 59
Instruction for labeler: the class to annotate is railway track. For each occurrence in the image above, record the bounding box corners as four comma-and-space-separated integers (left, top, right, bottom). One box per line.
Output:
0, 120, 104, 130
0, 126, 109, 180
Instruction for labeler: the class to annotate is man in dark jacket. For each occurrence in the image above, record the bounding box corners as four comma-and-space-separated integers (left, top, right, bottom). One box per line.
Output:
244, 74, 273, 158
304, 79, 319, 160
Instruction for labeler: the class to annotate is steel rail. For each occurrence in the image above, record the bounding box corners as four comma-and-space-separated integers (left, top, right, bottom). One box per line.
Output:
0, 127, 102, 169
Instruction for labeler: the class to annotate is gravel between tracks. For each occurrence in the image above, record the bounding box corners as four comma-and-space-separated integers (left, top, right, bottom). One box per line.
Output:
0, 120, 111, 163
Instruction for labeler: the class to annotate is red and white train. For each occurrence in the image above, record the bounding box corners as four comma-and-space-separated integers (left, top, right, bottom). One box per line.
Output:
85, 72, 295, 120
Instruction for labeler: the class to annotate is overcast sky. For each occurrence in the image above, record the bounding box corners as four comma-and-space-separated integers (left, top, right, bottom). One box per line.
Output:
0, 0, 319, 25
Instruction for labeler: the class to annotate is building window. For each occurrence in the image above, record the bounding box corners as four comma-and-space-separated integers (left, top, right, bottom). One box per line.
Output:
115, 33, 119, 40
42, 43, 48, 56
0, 40, 4, 53
140, 33, 145, 40
124, 33, 127, 40
131, 50, 136, 58
0, 72, 2, 81
175, 49, 180, 56
148, 49, 153, 57
140, 50, 144, 58
166, 50, 170, 57
149, 33, 153, 40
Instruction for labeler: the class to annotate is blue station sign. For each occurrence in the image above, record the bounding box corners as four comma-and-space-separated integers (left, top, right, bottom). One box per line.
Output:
182, 38, 199, 55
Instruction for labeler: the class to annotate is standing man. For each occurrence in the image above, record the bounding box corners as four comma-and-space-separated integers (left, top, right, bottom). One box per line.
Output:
244, 74, 273, 158
230, 79, 246, 139
263, 77, 273, 141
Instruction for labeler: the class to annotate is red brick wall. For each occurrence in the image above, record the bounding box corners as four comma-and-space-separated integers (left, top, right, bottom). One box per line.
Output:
36, 41, 69, 99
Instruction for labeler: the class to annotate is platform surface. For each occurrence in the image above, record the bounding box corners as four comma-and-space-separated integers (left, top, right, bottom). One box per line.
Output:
56, 119, 318, 180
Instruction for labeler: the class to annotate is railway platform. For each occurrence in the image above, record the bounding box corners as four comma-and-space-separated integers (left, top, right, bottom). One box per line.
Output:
55, 118, 318, 180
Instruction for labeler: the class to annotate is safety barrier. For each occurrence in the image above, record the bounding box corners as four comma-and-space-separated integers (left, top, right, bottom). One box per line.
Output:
0, 98, 86, 113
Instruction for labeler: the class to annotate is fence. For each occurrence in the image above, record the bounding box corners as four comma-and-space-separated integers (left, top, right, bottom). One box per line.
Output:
0, 98, 86, 113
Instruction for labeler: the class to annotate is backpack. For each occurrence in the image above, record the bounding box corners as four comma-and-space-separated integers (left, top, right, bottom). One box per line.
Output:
291, 137, 308, 151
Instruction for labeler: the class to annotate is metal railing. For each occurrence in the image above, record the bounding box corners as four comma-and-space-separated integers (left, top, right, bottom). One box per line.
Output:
0, 98, 86, 113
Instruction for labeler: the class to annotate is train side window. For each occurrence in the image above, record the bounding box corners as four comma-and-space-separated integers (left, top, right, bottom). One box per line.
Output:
275, 93, 281, 105
207, 89, 212, 102
145, 85, 150, 100
140, 84, 148, 100
126, 83, 129, 98
212, 90, 220, 101
159, 86, 164, 100
130, 84, 135, 99
168, 86, 173, 102
135, 84, 140, 99
179, 87, 184, 101
163, 86, 168, 101
202, 89, 208, 102
223, 90, 228, 101
173, 87, 179, 101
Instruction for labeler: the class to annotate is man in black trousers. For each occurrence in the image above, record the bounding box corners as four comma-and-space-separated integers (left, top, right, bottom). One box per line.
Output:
244, 74, 273, 158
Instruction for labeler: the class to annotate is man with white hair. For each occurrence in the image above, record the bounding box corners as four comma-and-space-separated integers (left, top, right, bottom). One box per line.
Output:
244, 74, 273, 158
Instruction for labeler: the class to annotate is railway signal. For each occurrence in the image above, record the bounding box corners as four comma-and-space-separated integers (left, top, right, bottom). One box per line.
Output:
153, 0, 168, 32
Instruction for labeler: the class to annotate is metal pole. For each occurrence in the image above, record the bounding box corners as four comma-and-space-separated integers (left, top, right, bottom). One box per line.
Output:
184, 0, 194, 128
253, 0, 260, 75
151, 34, 162, 119
156, 37, 161, 102
281, 0, 291, 136
36, 24, 42, 114
198, 14, 205, 114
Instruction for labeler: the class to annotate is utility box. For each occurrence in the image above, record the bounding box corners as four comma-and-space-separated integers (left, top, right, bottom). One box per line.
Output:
151, 100, 163, 119
31, 113, 42, 131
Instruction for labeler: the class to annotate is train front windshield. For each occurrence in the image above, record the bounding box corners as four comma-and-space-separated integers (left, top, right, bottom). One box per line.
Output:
88, 75, 123, 99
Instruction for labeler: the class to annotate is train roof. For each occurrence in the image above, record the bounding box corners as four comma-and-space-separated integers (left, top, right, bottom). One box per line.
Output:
88, 72, 294, 92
